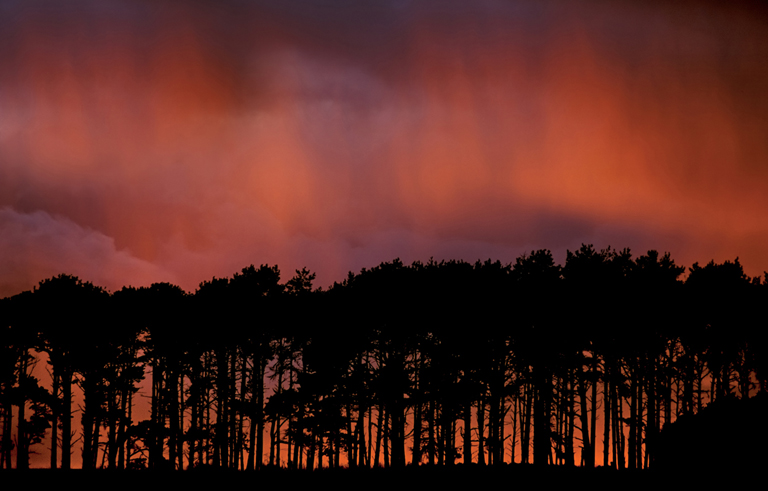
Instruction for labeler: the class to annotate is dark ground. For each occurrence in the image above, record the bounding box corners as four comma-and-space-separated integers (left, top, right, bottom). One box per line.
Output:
0, 465, 737, 491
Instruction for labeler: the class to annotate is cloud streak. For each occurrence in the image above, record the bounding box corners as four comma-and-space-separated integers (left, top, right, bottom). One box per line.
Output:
1, 0, 767, 296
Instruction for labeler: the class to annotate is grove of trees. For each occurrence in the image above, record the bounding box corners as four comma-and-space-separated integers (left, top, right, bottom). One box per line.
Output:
1, 245, 766, 470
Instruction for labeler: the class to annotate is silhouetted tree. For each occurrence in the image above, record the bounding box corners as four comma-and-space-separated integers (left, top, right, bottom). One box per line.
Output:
1, 247, 766, 471
512, 250, 562, 466
34, 275, 107, 469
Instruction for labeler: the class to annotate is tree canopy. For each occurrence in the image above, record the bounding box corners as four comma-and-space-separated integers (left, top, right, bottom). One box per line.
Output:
1, 249, 766, 471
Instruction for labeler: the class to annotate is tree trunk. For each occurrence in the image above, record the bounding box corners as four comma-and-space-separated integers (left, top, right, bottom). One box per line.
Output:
16, 355, 28, 470
646, 360, 656, 469
355, 405, 365, 467
590, 358, 597, 468
216, 349, 229, 468
168, 369, 178, 469
613, 384, 625, 470
275, 366, 283, 467
428, 400, 436, 465
477, 396, 486, 465
628, 366, 637, 471
533, 371, 551, 466
50, 368, 59, 469
511, 393, 519, 464
462, 400, 471, 464
256, 361, 265, 469
374, 405, 384, 467
90, 405, 100, 469
603, 374, 610, 468
367, 406, 373, 467
565, 373, 575, 467
230, 352, 238, 468
383, 408, 390, 468
635, 375, 641, 469
118, 383, 129, 469
577, 372, 592, 468
269, 417, 276, 466
2, 402, 12, 468
489, 394, 497, 466
150, 363, 162, 469
521, 383, 532, 464
306, 431, 315, 470
107, 378, 117, 469
62, 368, 72, 470
81, 377, 95, 469
390, 396, 405, 467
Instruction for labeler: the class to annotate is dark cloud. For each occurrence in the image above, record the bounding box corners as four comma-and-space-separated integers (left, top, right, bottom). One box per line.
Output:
1, 0, 768, 295
0, 208, 166, 296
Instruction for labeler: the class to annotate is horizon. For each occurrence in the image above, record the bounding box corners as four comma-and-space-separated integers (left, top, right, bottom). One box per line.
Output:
1, 246, 760, 299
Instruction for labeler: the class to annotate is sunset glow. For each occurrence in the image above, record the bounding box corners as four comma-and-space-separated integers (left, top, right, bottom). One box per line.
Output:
1, 1, 767, 291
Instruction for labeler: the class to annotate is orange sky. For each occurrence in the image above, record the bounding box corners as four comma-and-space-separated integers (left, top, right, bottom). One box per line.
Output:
1, 0, 768, 296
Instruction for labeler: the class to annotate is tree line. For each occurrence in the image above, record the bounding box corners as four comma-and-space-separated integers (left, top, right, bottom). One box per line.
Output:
1, 245, 766, 470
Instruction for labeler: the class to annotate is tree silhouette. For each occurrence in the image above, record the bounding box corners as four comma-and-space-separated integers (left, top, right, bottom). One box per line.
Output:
0, 247, 766, 472
1, 290, 51, 469
512, 250, 562, 466
228, 264, 283, 469
34, 275, 108, 469
107, 287, 147, 469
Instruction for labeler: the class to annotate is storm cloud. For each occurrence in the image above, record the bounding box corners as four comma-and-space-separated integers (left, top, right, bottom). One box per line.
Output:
1, 0, 767, 296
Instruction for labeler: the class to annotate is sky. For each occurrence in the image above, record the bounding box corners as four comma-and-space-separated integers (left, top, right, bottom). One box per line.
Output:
1, 0, 768, 296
